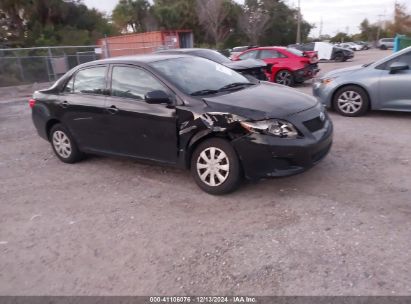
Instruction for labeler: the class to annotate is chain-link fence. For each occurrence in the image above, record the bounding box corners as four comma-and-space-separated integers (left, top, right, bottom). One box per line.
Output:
0, 46, 101, 87
0, 41, 173, 87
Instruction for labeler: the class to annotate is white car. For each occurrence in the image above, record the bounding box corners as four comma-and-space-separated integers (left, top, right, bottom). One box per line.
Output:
339, 42, 362, 51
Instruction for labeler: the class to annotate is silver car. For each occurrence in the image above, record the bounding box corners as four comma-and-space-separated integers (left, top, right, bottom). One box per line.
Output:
378, 38, 394, 50
313, 46, 411, 116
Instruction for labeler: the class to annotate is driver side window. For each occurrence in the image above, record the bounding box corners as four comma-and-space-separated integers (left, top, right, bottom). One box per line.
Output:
111, 66, 167, 101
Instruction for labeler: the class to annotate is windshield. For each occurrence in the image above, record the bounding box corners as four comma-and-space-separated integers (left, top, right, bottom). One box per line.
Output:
286, 48, 304, 57
150, 57, 250, 95
193, 50, 231, 64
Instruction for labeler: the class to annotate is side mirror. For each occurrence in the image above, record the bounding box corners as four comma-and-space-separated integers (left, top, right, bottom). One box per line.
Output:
145, 90, 171, 104
389, 61, 409, 73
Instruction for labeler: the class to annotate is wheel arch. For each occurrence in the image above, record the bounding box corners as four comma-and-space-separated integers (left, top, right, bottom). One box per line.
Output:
45, 118, 61, 141
185, 130, 232, 169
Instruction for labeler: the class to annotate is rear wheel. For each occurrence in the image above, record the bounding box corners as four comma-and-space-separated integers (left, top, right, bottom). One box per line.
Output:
275, 70, 294, 86
380, 45, 387, 50
334, 52, 344, 62
333, 85, 369, 117
50, 124, 84, 163
191, 138, 241, 195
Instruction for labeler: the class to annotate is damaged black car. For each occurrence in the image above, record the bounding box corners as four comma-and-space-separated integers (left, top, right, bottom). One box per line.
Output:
30, 54, 333, 194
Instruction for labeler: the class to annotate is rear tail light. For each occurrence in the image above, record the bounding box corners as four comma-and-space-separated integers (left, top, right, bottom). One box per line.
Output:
29, 98, 36, 108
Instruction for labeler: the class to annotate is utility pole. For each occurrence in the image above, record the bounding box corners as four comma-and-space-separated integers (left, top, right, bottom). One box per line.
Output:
296, 0, 301, 44
319, 17, 323, 39
376, 13, 386, 41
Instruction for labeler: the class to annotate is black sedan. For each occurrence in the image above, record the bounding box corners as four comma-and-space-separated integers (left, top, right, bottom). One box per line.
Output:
30, 54, 333, 194
156, 48, 269, 81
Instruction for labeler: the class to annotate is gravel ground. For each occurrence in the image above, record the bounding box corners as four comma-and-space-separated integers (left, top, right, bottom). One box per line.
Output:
0, 49, 410, 296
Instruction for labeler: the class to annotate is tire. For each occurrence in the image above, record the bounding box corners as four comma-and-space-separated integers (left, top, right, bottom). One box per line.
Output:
49, 123, 84, 163
380, 45, 387, 50
334, 52, 344, 62
275, 70, 294, 86
191, 138, 242, 195
333, 85, 369, 117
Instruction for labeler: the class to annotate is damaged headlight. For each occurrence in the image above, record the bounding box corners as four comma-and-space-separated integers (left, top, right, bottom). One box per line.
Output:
240, 119, 299, 138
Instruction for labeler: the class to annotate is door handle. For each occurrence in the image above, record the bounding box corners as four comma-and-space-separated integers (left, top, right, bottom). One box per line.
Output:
60, 101, 69, 108
106, 105, 119, 114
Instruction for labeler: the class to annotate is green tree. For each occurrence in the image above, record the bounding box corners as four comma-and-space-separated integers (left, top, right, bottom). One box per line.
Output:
112, 0, 152, 33
0, 0, 117, 47
257, 0, 313, 46
387, 2, 411, 35
330, 32, 351, 43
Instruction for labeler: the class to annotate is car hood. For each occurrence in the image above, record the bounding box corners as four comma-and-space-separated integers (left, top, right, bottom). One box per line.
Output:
223, 59, 267, 70
202, 82, 317, 120
325, 65, 364, 78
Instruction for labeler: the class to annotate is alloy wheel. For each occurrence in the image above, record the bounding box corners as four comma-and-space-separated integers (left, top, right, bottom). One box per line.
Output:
276, 71, 292, 86
337, 91, 363, 114
196, 147, 230, 187
52, 130, 72, 158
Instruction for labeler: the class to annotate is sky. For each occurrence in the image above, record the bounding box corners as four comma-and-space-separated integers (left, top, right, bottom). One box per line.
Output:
83, 0, 397, 37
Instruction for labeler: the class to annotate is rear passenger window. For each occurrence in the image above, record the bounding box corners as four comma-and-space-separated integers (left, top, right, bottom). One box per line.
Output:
111, 66, 166, 100
259, 50, 286, 59
239, 50, 258, 60
73, 66, 106, 95
303, 43, 315, 51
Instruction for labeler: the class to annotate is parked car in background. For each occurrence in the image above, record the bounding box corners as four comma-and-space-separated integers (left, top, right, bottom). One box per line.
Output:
156, 48, 268, 80
339, 42, 363, 51
313, 46, 411, 116
229, 46, 258, 59
30, 54, 333, 194
231, 46, 319, 86
289, 42, 354, 62
354, 41, 370, 50
378, 38, 394, 50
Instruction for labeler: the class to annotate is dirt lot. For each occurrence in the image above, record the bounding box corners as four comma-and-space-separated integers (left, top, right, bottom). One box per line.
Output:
0, 49, 410, 296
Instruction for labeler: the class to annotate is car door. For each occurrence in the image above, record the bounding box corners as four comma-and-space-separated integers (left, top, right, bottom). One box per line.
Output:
377, 51, 411, 111
59, 65, 109, 151
258, 49, 288, 81
104, 64, 178, 163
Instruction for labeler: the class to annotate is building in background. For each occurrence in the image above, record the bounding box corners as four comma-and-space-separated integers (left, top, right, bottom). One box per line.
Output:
98, 30, 194, 58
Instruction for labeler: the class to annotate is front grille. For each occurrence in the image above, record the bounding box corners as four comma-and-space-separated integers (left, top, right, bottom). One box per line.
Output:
303, 116, 325, 133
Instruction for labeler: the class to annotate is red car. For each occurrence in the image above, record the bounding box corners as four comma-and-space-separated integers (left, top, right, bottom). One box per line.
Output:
231, 46, 319, 86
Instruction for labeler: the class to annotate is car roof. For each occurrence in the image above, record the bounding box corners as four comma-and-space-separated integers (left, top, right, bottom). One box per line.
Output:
82, 54, 190, 66
251, 46, 287, 50
157, 48, 217, 53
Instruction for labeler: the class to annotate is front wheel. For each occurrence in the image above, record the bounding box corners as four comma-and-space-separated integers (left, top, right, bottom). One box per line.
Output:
191, 138, 242, 195
333, 86, 369, 117
275, 70, 294, 86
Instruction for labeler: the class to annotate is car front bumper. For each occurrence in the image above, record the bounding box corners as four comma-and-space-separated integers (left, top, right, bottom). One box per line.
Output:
312, 81, 335, 108
231, 116, 333, 180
